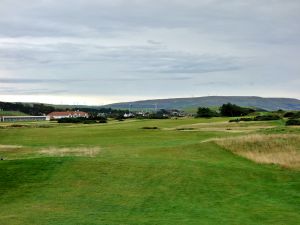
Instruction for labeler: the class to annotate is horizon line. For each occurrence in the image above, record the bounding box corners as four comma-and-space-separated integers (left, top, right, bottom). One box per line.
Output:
1, 95, 300, 107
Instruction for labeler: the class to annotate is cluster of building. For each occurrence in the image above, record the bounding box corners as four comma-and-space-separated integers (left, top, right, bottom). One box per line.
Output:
123, 109, 186, 118
0, 111, 89, 122
47, 111, 89, 120
0, 109, 187, 122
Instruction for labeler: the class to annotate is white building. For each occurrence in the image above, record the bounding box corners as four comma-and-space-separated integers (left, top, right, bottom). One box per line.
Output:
47, 111, 89, 120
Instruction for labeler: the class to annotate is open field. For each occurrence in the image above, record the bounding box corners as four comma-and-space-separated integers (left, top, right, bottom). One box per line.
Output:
0, 118, 299, 225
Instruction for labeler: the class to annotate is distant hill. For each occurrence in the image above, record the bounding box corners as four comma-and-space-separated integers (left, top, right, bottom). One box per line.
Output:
104, 96, 300, 111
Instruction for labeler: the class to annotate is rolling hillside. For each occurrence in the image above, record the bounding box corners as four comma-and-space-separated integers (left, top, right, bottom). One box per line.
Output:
105, 96, 300, 111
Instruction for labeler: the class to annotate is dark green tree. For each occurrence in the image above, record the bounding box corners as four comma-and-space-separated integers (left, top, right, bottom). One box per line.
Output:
196, 107, 218, 118
220, 103, 255, 117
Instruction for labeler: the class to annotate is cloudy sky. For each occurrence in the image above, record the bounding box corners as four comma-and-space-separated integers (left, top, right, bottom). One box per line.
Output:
0, 0, 299, 105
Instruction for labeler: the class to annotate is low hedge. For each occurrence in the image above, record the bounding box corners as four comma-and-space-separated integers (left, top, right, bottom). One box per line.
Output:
229, 115, 281, 123
253, 115, 281, 121
57, 117, 107, 124
286, 119, 300, 126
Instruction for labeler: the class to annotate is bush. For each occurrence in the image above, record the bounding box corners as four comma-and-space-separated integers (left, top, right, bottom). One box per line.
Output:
285, 112, 295, 117
57, 117, 107, 124
220, 103, 255, 117
141, 126, 159, 129
293, 113, 300, 119
286, 119, 300, 126
115, 114, 125, 121
57, 117, 84, 123
284, 111, 300, 119
196, 107, 219, 118
291, 112, 300, 119
98, 117, 107, 123
83, 120, 97, 124
229, 117, 254, 122
230, 115, 282, 123
283, 112, 295, 118
253, 115, 281, 121
229, 119, 240, 123
148, 114, 169, 119
240, 117, 254, 121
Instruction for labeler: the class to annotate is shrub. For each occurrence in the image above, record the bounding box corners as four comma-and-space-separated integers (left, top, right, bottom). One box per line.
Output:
57, 117, 83, 123
229, 117, 254, 122
283, 112, 295, 118
284, 111, 300, 119
292, 112, 300, 119
57, 117, 106, 124
83, 120, 97, 124
220, 103, 255, 117
286, 119, 300, 126
176, 128, 195, 130
253, 115, 281, 121
98, 117, 107, 123
229, 119, 240, 123
115, 114, 125, 121
148, 114, 169, 119
141, 126, 159, 129
196, 107, 219, 118
240, 117, 254, 121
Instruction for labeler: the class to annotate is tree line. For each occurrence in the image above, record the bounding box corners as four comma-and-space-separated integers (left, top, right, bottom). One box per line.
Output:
195, 103, 300, 126
0, 102, 130, 117
196, 103, 256, 118
0, 102, 56, 116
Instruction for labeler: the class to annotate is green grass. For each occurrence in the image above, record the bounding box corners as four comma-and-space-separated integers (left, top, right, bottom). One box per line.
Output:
0, 118, 299, 225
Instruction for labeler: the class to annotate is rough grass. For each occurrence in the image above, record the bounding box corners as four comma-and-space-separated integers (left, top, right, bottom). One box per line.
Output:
0, 145, 101, 159
170, 121, 276, 133
216, 134, 300, 169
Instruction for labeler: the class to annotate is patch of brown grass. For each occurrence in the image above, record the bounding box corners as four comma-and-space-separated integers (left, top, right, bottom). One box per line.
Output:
39, 147, 101, 157
215, 134, 300, 169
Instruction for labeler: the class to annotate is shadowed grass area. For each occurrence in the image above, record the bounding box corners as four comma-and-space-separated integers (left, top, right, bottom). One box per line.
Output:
0, 118, 299, 224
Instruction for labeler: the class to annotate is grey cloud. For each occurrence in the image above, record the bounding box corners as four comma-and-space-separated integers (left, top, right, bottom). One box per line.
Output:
0, 87, 69, 95
0, 78, 83, 84
0, 43, 244, 74
0, 0, 299, 45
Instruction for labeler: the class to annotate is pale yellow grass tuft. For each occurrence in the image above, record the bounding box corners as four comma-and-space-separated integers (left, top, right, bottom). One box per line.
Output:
39, 147, 101, 157
215, 134, 300, 169
0, 144, 23, 149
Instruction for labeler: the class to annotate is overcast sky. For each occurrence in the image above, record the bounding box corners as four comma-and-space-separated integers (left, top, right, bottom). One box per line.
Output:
0, 0, 299, 105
